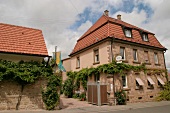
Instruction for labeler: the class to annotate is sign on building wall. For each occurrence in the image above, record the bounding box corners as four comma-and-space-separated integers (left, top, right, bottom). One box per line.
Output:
116, 56, 122, 63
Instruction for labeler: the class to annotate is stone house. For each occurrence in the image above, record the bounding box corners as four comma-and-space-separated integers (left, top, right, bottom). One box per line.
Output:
62, 10, 167, 103
0, 23, 49, 110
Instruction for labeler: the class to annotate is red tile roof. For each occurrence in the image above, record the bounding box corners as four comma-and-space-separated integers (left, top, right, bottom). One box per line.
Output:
0, 23, 48, 56
70, 15, 166, 56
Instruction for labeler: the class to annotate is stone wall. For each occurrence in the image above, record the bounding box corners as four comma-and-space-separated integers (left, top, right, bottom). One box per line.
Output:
0, 78, 47, 110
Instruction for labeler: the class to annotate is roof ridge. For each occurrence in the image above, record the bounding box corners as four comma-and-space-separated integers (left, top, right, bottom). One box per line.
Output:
77, 15, 109, 42
107, 16, 154, 35
0, 23, 42, 31
70, 13, 166, 56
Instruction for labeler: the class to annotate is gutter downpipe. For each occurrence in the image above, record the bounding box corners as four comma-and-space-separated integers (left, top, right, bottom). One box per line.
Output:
110, 37, 116, 105
163, 50, 168, 82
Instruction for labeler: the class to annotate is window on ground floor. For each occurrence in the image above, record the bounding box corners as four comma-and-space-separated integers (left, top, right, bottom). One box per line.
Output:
157, 76, 165, 87
94, 74, 100, 82
147, 76, 155, 89
122, 75, 127, 88
135, 77, 144, 89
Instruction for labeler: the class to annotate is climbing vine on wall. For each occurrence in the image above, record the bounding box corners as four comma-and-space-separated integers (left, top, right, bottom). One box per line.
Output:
42, 74, 61, 110
63, 61, 147, 94
64, 60, 167, 94
156, 82, 170, 101
0, 59, 61, 110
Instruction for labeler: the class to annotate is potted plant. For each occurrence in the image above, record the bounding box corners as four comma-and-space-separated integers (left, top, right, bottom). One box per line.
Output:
79, 93, 86, 101
115, 90, 126, 105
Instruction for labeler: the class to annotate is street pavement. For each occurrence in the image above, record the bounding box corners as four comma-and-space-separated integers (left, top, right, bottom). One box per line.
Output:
0, 101, 170, 113
104, 105, 170, 113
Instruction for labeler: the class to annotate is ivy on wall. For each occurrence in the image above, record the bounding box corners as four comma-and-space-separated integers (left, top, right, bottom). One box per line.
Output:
0, 59, 61, 110
64, 61, 146, 91
42, 74, 61, 110
63, 61, 168, 98
156, 82, 170, 101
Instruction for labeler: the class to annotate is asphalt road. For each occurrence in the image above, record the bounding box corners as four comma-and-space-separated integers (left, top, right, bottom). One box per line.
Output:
103, 105, 170, 113
1, 103, 170, 113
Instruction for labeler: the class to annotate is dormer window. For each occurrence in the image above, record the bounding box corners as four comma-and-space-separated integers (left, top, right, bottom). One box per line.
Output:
124, 28, 132, 38
142, 33, 148, 41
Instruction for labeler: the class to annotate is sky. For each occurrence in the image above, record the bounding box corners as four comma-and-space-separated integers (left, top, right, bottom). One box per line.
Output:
0, 0, 170, 71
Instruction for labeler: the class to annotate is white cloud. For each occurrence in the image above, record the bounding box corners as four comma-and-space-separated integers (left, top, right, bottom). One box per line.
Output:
111, 8, 147, 27
0, 0, 93, 58
111, 1, 170, 70
0, 0, 169, 70
134, 0, 164, 10
77, 20, 92, 33
89, 0, 123, 13
138, 0, 170, 70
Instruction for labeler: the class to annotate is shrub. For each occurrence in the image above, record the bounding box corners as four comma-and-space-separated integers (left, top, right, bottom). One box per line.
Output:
73, 93, 80, 99
63, 78, 74, 98
42, 75, 61, 110
156, 82, 170, 101
79, 93, 86, 101
115, 90, 126, 105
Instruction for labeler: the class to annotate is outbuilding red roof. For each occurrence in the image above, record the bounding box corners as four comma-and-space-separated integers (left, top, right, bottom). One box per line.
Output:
0, 23, 48, 56
70, 13, 166, 56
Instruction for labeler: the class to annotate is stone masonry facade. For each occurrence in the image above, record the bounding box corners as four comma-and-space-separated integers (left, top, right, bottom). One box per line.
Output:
63, 39, 167, 103
88, 40, 167, 103
0, 78, 47, 110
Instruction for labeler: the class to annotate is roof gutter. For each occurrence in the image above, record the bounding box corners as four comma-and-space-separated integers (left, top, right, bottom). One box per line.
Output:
114, 38, 167, 51
69, 37, 112, 57
0, 51, 50, 57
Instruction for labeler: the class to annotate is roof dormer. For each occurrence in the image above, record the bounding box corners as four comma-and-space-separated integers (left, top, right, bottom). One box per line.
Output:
122, 26, 132, 38
140, 31, 149, 42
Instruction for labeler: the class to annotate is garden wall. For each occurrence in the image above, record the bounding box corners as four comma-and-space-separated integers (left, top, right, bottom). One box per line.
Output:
0, 78, 47, 110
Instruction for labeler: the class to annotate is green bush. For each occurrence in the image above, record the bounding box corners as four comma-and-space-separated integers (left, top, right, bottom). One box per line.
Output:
157, 82, 170, 101
42, 75, 61, 110
73, 93, 80, 99
79, 93, 86, 101
63, 78, 74, 98
115, 90, 126, 105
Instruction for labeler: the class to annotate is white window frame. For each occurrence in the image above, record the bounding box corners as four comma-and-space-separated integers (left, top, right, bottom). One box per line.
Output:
122, 75, 128, 88
144, 51, 149, 63
125, 29, 132, 38
120, 47, 125, 60
133, 49, 138, 61
142, 33, 148, 41
76, 57, 80, 68
94, 49, 99, 63
154, 53, 159, 64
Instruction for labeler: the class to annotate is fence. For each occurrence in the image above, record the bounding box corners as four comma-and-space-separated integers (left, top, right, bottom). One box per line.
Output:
87, 82, 108, 106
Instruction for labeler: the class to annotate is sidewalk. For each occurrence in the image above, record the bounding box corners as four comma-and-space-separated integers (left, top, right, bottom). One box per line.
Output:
0, 101, 170, 113
60, 101, 170, 113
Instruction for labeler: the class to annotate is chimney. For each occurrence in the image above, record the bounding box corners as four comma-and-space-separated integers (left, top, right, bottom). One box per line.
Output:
117, 14, 121, 20
104, 10, 109, 16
